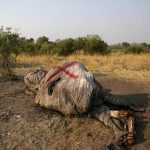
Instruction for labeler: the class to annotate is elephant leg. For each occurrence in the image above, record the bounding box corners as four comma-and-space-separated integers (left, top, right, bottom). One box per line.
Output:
90, 106, 135, 145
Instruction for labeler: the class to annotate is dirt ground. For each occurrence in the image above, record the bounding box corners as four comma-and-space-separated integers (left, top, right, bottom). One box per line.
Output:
0, 69, 150, 150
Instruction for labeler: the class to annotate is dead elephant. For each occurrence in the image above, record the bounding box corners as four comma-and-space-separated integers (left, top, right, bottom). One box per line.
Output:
24, 61, 144, 147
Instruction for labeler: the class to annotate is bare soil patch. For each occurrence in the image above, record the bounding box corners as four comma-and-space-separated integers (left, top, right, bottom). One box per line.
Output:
0, 71, 150, 150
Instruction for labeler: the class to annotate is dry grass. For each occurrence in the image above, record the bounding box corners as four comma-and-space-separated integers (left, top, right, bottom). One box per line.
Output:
17, 53, 150, 81
1, 54, 150, 149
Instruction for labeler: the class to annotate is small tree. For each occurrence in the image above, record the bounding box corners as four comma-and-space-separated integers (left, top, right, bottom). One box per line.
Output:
122, 42, 130, 47
74, 37, 87, 51
36, 36, 49, 44
56, 38, 75, 55
125, 44, 146, 54
38, 42, 53, 54
84, 35, 108, 54
0, 27, 19, 78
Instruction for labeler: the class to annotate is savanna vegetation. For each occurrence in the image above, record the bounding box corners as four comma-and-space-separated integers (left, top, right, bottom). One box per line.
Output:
0, 28, 150, 150
0, 27, 150, 78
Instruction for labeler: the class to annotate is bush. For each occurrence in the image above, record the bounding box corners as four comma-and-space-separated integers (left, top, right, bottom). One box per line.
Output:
56, 38, 75, 55
38, 42, 53, 54
0, 27, 19, 77
125, 45, 146, 54
23, 43, 36, 55
0, 55, 16, 77
84, 35, 108, 54
74, 37, 87, 51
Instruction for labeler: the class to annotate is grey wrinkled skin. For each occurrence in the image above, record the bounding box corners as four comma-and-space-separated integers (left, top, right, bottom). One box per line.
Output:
24, 61, 135, 145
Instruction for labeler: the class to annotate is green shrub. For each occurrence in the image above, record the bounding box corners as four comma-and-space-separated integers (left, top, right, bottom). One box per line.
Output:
84, 35, 108, 54
38, 42, 53, 54
0, 27, 19, 77
125, 45, 146, 54
56, 38, 75, 55
0, 55, 16, 77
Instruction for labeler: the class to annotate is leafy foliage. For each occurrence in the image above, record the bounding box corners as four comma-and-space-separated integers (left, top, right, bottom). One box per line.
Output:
0, 26, 150, 64
54, 38, 75, 55
38, 42, 53, 54
109, 42, 150, 54
51, 35, 108, 55
84, 35, 108, 54
0, 27, 20, 77
36, 36, 49, 44
122, 42, 130, 48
